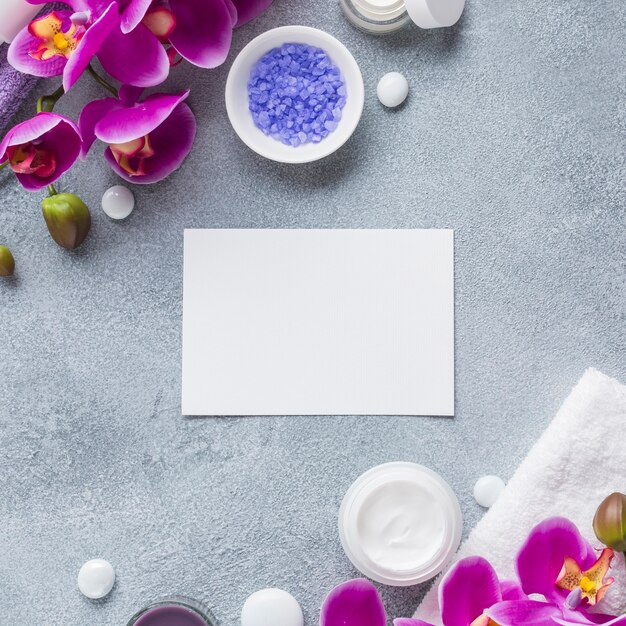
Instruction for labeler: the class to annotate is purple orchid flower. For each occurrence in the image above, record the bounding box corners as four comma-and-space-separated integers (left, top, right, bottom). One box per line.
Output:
394, 518, 621, 626
8, 0, 168, 92
115, 0, 274, 69
392, 557, 526, 626
78, 85, 196, 184
0, 113, 81, 191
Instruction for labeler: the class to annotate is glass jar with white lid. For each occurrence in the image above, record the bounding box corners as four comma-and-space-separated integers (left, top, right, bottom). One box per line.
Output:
340, 0, 466, 35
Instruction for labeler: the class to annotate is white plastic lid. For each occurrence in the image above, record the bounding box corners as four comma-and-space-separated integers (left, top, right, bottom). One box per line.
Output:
405, 0, 465, 28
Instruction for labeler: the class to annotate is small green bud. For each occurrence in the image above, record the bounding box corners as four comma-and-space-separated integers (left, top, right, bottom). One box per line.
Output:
42, 193, 91, 250
0, 245, 15, 277
593, 492, 626, 552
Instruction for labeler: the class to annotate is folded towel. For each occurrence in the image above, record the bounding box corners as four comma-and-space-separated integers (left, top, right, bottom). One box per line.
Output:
415, 368, 626, 623
0, 45, 38, 133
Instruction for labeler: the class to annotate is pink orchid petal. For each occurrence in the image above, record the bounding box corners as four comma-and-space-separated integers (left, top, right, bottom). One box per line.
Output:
63, 1, 119, 92
439, 556, 502, 626
104, 101, 195, 184
78, 97, 124, 157
224, 0, 238, 27
320, 579, 386, 626
119, 0, 153, 33
97, 22, 168, 87
555, 616, 626, 626
516, 517, 595, 602
487, 600, 562, 626
168, 0, 233, 68
500, 579, 526, 602
231, 0, 273, 26
94, 91, 190, 144
7, 18, 69, 78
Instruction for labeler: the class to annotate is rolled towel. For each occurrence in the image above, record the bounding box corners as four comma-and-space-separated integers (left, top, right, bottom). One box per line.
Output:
414, 368, 626, 623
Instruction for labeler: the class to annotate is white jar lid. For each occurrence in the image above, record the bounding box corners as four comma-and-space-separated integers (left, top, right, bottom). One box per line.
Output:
338, 462, 462, 586
405, 0, 465, 28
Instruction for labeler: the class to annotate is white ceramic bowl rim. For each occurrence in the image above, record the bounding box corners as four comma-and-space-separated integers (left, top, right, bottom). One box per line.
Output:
338, 462, 463, 586
225, 25, 365, 164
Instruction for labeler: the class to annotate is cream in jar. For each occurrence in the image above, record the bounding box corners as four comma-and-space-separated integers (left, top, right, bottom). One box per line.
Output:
339, 462, 462, 585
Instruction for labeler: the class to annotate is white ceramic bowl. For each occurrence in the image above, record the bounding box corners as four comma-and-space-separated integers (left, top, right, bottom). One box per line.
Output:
225, 25, 364, 164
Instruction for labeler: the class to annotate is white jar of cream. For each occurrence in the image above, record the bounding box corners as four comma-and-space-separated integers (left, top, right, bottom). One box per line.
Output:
340, 0, 465, 35
339, 462, 462, 586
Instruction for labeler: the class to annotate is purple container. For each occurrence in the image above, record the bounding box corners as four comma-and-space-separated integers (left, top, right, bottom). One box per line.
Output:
127, 597, 217, 626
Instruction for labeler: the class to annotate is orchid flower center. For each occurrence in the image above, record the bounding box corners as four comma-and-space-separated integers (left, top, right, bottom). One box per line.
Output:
28, 12, 84, 61
109, 135, 155, 177
6, 143, 57, 178
556, 548, 615, 606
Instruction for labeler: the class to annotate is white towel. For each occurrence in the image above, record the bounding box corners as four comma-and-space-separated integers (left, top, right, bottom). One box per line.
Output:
415, 368, 626, 623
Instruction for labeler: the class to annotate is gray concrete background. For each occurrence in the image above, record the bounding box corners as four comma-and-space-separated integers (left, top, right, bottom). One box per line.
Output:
0, 0, 625, 624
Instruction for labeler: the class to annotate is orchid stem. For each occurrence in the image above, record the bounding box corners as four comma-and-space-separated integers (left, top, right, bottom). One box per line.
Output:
0, 161, 8, 172
86, 65, 118, 97
47, 184, 58, 197
36, 83, 65, 114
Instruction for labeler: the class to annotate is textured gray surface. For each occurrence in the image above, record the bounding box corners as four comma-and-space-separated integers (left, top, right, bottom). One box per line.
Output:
0, 1, 625, 625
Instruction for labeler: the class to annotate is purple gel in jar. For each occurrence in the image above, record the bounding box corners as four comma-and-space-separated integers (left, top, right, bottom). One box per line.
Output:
127, 598, 215, 626
247, 43, 347, 147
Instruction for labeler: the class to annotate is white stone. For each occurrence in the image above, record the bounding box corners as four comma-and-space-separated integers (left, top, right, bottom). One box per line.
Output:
376, 72, 409, 108
473, 475, 506, 508
77, 559, 115, 599
241, 588, 303, 626
102, 185, 135, 220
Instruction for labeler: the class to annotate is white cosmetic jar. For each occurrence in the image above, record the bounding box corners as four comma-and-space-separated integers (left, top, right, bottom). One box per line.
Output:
340, 0, 465, 35
339, 462, 462, 586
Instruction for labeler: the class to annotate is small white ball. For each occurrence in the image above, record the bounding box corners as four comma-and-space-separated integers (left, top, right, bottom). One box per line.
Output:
102, 185, 135, 220
77, 559, 115, 599
473, 475, 506, 508
377, 72, 409, 108
241, 588, 303, 626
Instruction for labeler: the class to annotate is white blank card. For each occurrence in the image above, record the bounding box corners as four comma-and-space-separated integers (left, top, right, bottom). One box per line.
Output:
182, 229, 454, 416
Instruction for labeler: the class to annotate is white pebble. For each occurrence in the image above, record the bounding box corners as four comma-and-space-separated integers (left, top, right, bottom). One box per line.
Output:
102, 185, 134, 220
241, 588, 303, 626
77, 559, 115, 599
377, 72, 409, 108
473, 475, 506, 508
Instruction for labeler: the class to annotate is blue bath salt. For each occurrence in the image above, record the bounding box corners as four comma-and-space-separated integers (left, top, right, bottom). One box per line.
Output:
248, 43, 347, 147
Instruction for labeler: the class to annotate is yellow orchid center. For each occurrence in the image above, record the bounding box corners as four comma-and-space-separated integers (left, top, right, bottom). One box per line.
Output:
109, 135, 155, 177
556, 548, 615, 606
28, 12, 83, 61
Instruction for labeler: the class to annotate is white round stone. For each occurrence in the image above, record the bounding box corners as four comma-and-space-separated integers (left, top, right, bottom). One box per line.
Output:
473, 475, 506, 508
77, 559, 115, 599
241, 588, 303, 626
377, 72, 409, 108
101, 185, 135, 220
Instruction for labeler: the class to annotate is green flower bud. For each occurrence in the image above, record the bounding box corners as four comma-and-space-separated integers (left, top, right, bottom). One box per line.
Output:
0, 245, 15, 277
42, 193, 91, 250
593, 492, 626, 552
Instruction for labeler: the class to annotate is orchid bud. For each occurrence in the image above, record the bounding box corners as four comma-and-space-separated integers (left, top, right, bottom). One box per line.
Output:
42, 193, 91, 250
593, 492, 626, 552
0, 245, 15, 276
